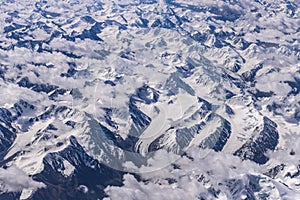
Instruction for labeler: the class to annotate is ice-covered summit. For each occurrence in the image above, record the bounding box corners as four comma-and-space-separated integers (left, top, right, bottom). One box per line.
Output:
0, 0, 299, 199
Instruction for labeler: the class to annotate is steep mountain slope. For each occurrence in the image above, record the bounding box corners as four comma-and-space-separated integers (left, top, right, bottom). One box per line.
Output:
0, 0, 299, 199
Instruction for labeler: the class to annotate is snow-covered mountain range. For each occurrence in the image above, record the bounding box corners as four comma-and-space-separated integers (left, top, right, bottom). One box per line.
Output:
0, 0, 299, 199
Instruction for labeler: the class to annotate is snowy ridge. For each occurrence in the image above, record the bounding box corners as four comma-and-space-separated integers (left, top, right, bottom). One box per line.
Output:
0, 0, 299, 199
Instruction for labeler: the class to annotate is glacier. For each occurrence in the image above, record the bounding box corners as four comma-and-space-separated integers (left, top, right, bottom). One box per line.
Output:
0, 0, 299, 199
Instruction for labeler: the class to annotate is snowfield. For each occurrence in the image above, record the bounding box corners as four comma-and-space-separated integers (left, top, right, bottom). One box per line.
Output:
0, 0, 299, 199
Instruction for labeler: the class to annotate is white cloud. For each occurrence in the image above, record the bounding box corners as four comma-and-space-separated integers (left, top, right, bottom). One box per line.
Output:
105, 174, 199, 200
105, 147, 300, 200
0, 166, 45, 194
